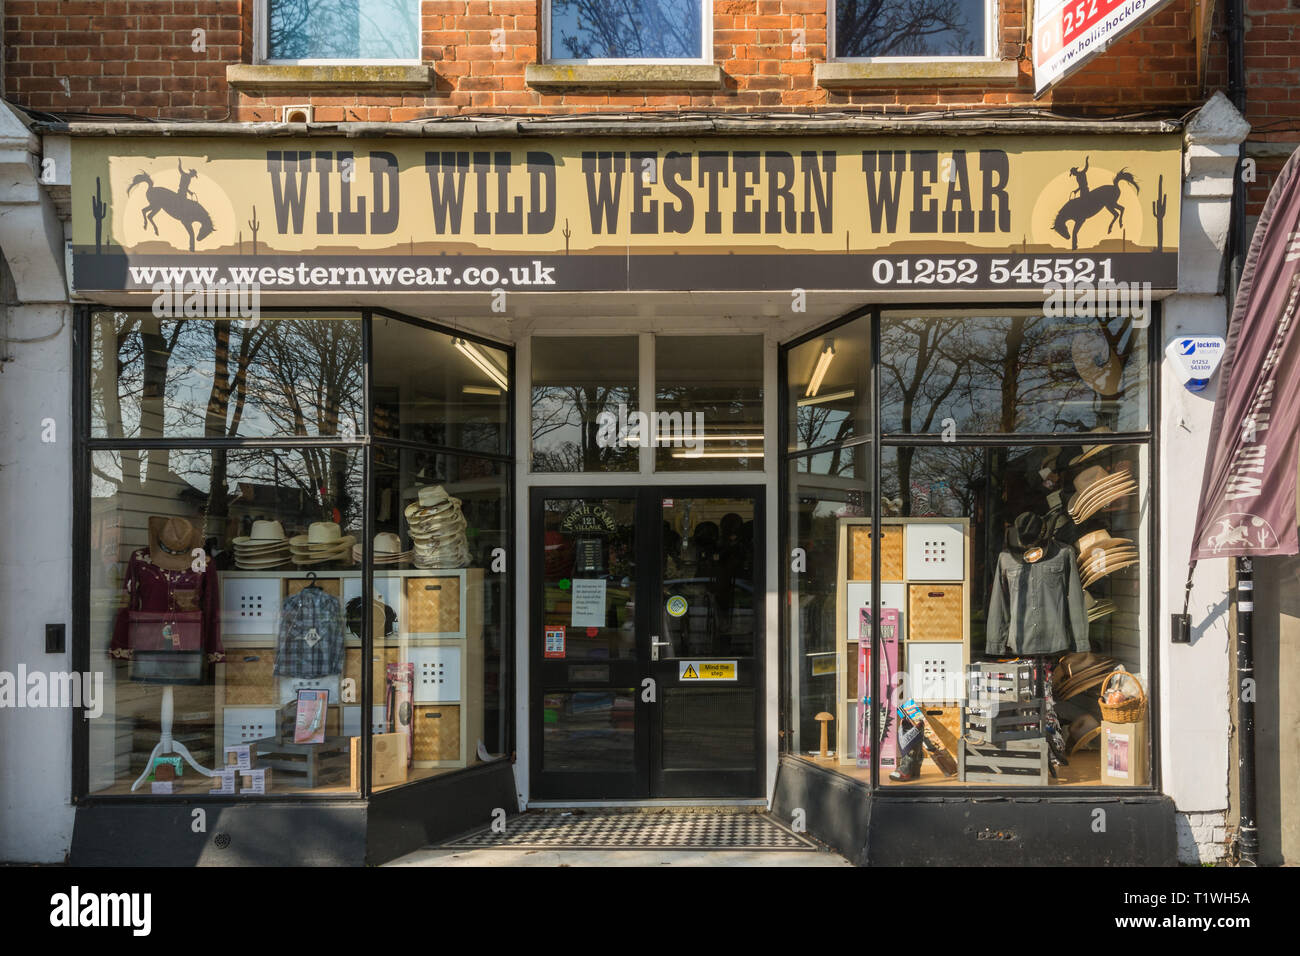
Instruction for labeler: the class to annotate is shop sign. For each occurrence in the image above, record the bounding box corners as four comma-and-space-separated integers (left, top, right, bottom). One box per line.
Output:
71, 135, 1181, 293
679, 661, 737, 681
1033, 0, 1179, 95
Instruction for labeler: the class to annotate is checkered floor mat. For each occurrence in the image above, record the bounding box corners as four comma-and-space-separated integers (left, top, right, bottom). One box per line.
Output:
443, 812, 816, 851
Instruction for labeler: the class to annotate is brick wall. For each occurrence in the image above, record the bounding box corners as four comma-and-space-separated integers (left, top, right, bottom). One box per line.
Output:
2, 0, 1215, 121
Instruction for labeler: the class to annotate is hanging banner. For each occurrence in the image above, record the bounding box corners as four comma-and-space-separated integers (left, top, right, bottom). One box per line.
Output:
1189, 145, 1300, 560
70, 134, 1180, 293
1033, 0, 1179, 96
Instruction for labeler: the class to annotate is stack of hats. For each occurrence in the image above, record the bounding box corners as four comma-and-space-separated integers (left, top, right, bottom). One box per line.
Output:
405, 485, 469, 569
1084, 590, 1117, 623
1067, 461, 1137, 523
1076, 528, 1139, 587
352, 532, 412, 566
1053, 651, 1120, 701
289, 521, 356, 566
232, 520, 291, 570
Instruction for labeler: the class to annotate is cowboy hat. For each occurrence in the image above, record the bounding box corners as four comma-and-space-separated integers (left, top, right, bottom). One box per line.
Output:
1006, 511, 1045, 552
1071, 332, 1125, 397
1075, 529, 1133, 555
233, 520, 287, 548
148, 516, 204, 571
1069, 427, 1115, 466
1067, 464, 1137, 522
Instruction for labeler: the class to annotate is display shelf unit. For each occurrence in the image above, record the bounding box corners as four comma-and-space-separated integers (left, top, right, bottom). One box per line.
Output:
216, 567, 483, 769
833, 517, 971, 768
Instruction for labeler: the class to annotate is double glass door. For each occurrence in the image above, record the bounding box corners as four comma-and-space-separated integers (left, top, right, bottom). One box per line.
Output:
530, 487, 764, 799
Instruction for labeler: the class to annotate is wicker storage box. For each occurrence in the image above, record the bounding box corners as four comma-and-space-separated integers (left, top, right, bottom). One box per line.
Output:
908, 585, 963, 642
285, 577, 341, 599
223, 651, 277, 706
959, 737, 1050, 784
849, 525, 904, 581
344, 646, 400, 704
963, 699, 1046, 744
405, 575, 463, 635
412, 704, 462, 764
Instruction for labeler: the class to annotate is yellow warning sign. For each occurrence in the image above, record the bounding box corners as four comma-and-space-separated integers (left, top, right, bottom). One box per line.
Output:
678, 660, 737, 681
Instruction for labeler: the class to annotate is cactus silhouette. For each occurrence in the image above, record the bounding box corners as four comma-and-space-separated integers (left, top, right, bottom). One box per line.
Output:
1152, 174, 1167, 252
238, 230, 243, 255
91, 176, 107, 254
248, 206, 260, 256
562, 218, 571, 256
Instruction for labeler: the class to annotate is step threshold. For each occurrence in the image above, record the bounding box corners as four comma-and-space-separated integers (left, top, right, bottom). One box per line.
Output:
525, 798, 769, 809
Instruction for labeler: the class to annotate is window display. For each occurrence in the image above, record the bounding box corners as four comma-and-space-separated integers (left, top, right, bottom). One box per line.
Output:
83, 311, 512, 799
783, 308, 1153, 790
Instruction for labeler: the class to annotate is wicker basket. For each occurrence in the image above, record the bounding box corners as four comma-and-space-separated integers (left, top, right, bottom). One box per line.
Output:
849, 525, 904, 581
1098, 667, 1146, 722
908, 584, 963, 642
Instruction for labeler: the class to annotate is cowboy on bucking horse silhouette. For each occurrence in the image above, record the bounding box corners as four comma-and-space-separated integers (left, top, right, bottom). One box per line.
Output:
1052, 156, 1139, 251
127, 158, 214, 252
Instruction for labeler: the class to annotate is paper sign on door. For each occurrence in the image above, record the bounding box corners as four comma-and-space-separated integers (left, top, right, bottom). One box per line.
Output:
570, 578, 607, 628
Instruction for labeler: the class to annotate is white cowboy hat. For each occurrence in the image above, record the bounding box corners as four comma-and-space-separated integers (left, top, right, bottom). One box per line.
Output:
1071, 332, 1124, 397
233, 520, 287, 547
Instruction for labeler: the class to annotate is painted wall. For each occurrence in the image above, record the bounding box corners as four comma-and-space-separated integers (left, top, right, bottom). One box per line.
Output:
0, 302, 76, 863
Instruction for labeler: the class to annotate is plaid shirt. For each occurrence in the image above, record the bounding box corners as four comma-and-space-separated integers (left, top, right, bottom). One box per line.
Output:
274, 586, 343, 678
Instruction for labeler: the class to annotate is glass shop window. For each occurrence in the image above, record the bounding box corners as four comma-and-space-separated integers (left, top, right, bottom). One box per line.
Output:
371, 315, 509, 456
655, 334, 764, 472
90, 311, 364, 441
88, 447, 364, 797
531, 335, 639, 473
782, 309, 1154, 791
368, 450, 510, 791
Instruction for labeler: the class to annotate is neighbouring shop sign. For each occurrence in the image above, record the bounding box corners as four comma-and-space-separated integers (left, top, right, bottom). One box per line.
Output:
71, 135, 1181, 293
1033, 0, 1179, 95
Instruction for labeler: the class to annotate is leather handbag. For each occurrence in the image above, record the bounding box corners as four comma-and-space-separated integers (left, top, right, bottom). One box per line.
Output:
126, 605, 204, 685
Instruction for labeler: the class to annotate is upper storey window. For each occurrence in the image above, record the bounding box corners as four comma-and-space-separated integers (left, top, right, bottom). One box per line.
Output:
545, 0, 711, 62
831, 0, 995, 59
261, 0, 422, 63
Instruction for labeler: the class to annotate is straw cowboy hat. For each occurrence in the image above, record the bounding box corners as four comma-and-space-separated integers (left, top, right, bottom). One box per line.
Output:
148, 516, 204, 571
1071, 332, 1125, 397
352, 532, 412, 565
289, 521, 355, 564
1075, 529, 1133, 556
232, 519, 292, 568
1067, 464, 1137, 523
1069, 427, 1116, 467
1084, 590, 1117, 623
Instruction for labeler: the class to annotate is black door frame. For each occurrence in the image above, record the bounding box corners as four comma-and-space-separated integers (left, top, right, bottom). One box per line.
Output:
529, 484, 766, 801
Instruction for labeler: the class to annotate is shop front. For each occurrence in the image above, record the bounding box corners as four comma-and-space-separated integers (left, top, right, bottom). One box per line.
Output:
63, 121, 1211, 864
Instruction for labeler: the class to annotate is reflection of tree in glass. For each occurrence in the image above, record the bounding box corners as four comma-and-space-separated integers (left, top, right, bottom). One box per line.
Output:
269, 0, 417, 59
836, 0, 977, 57
532, 384, 636, 471
551, 0, 702, 59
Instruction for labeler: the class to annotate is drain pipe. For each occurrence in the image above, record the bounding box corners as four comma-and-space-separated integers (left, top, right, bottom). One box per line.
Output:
1224, 0, 1258, 868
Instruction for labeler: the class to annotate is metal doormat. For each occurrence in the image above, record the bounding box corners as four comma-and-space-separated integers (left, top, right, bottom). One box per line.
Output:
443, 811, 816, 851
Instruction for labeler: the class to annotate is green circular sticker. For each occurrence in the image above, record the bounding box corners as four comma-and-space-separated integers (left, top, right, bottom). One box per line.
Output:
666, 595, 689, 618
559, 579, 571, 591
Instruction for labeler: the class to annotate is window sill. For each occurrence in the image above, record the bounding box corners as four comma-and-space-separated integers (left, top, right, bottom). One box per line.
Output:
816, 60, 1021, 88
226, 64, 435, 92
525, 63, 725, 91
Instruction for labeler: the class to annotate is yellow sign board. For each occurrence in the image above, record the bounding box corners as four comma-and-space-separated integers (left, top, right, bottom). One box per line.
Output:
70, 134, 1181, 292
679, 661, 737, 682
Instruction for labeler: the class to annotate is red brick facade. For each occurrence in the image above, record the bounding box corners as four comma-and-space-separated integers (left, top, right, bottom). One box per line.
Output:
3, 0, 1215, 120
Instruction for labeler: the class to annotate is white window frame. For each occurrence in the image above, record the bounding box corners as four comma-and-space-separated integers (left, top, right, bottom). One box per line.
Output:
827, 0, 998, 62
254, 0, 423, 66
542, 0, 713, 65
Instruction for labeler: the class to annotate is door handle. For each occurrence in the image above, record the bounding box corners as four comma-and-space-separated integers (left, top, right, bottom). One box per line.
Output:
650, 637, 670, 661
